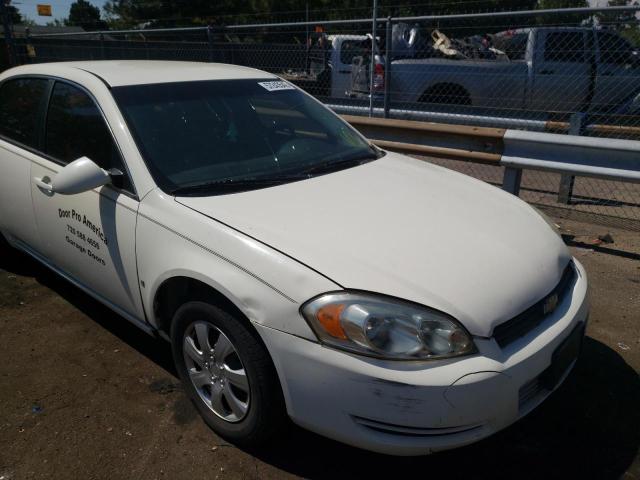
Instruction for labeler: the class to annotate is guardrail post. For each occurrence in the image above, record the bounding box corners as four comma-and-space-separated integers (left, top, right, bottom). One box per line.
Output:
557, 112, 584, 204
502, 167, 523, 196
99, 32, 105, 60
383, 17, 391, 118
206, 25, 214, 62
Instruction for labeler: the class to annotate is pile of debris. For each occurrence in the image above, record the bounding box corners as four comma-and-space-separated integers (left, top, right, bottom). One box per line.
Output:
391, 23, 509, 61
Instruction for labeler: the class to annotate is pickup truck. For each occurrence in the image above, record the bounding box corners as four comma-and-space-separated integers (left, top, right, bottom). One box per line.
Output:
281, 34, 383, 99
352, 27, 640, 116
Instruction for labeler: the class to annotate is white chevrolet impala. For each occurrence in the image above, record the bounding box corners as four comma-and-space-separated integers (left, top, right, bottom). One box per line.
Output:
0, 61, 588, 455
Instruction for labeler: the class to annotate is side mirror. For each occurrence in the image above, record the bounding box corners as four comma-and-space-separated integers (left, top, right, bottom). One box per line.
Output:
51, 157, 111, 195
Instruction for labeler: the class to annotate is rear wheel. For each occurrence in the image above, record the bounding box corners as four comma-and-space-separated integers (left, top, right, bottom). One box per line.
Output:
419, 83, 471, 106
171, 301, 287, 446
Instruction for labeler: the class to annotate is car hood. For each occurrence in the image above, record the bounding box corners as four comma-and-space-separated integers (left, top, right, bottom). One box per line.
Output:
176, 152, 570, 337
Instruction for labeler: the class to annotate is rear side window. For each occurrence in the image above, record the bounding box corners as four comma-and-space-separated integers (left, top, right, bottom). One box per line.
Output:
598, 32, 633, 65
493, 33, 528, 61
543, 32, 585, 63
45, 82, 132, 192
0, 78, 49, 148
340, 40, 371, 65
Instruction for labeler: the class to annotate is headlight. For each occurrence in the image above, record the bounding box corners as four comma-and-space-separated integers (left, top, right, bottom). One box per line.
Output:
301, 292, 476, 360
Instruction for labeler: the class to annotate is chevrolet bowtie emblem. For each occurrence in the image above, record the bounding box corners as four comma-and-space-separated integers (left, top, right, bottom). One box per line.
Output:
543, 293, 559, 315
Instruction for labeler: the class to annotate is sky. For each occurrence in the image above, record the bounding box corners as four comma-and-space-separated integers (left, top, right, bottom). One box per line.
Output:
12, 0, 108, 25
8, 0, 624, 26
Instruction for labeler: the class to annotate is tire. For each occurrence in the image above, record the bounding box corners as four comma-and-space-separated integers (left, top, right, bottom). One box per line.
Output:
0, 231, 14, 254
171, 301, 287, 447
419, 84, 471, 106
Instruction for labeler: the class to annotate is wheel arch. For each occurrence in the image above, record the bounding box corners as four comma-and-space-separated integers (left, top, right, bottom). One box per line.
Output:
419, 82, 472, 106
150, 270, 251, 337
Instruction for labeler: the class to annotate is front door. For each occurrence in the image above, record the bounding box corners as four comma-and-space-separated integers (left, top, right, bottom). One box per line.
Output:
30, 80, 145, 321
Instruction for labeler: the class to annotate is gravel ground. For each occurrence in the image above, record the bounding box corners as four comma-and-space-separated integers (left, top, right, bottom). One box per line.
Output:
0, 217, 638, 480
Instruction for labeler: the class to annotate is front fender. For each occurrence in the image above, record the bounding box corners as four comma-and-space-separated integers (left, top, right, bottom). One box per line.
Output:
137, 190, 339, 340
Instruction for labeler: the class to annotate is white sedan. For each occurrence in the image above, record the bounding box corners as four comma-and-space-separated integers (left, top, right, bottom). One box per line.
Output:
0, 61, 588, 455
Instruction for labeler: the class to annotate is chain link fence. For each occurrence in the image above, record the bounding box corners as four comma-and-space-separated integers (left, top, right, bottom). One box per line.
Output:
1, 6, 639, 229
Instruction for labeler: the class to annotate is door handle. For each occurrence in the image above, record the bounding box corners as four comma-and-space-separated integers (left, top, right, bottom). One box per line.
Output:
539, 69, 555, 75
338, 69, 351, 74
33, 176, 53, 193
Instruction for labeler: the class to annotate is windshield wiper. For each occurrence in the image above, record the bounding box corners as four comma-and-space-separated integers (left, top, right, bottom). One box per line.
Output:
170, 151, 381, 196
297, 152, 379, 177
170, 177, 290, 196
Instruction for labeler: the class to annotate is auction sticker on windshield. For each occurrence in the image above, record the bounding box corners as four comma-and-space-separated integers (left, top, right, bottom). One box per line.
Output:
258, 80, 295, 91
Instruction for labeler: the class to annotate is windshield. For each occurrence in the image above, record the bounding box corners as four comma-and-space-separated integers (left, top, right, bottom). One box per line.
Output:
112, 79, 382, 195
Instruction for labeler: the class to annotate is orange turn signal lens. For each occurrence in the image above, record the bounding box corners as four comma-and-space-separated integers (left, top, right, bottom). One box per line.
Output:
316, 304, 347, 339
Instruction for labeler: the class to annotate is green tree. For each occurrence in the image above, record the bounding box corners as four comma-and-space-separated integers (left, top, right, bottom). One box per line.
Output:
66, 0, 107, 30
4, 4, 22, 24
20, 16, 38, 27
603, 0, 640, 47
45, 18, 67, 27
536, 0, 590, 26
102, 0, 540, 29
537, 0, 587, 7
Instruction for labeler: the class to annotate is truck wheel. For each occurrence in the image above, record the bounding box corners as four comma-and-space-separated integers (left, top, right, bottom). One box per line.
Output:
419, 83, 471, 106
171, 301, 287, 447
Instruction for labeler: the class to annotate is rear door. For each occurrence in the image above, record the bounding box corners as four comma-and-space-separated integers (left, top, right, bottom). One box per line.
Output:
0, 77, 49, 250
529, 30, 591, 113
30, 79, 144, 320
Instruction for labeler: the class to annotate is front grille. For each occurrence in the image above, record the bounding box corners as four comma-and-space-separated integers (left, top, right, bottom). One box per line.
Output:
493, 262, 576, 348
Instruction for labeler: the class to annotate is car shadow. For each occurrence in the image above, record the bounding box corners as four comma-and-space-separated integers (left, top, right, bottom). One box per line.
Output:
1, 245, 638, 479
0, 242, 176, 376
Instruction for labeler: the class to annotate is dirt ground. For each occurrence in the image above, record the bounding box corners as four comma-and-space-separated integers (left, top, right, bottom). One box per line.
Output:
0, 217, 638, 480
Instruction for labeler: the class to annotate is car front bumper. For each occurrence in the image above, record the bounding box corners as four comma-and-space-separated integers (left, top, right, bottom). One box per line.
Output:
256, 259, 589, 456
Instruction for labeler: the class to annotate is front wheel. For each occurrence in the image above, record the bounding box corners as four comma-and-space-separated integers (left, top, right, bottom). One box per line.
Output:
171, 301, 287, 446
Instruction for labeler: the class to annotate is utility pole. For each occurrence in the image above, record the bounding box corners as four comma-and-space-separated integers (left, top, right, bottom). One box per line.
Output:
1, 0, 16, 67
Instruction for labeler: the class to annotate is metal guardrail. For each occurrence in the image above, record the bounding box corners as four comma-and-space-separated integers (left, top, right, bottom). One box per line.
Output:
343, 115, 640, 198
335, 104, 640, 139
502, 131, 640, 182
342, 114, 503, 163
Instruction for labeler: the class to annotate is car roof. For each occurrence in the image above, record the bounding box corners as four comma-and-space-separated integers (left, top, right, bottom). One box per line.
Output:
4, 60, 277, 87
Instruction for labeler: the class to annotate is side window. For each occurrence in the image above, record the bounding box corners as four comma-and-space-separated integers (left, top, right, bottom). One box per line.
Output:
501, 33, 528, 61
543, 32, 585, 63
598, 32, 633, 65
0, 78, 49, 148
45, 82, 132, 192
340, 40, 370, 65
